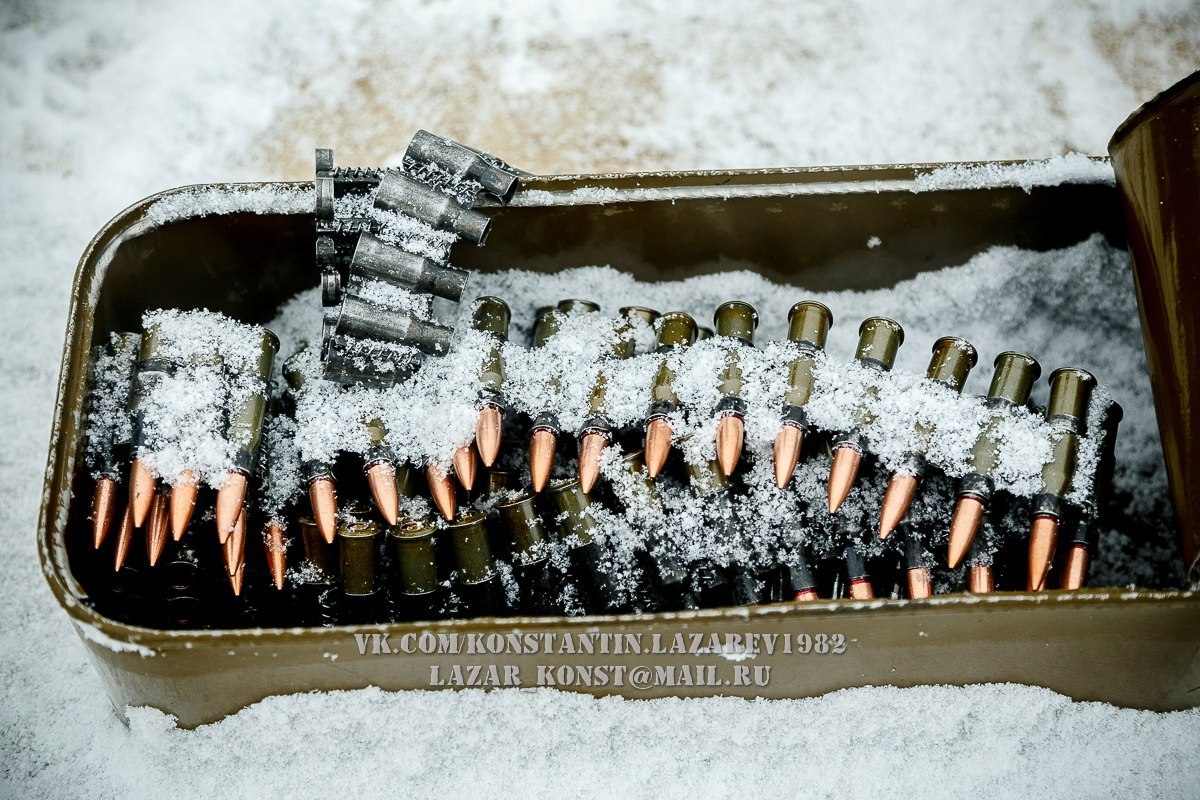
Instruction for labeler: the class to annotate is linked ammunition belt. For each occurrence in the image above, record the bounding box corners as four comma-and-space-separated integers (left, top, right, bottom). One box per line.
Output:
316, 132, 524, 386
78, 134, 1123, 630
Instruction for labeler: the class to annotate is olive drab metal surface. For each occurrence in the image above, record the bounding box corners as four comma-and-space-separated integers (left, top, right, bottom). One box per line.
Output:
1109, 69, 1200, 580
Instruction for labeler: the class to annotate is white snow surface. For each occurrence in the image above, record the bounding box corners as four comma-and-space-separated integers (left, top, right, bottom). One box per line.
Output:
3, 1, 1199, 798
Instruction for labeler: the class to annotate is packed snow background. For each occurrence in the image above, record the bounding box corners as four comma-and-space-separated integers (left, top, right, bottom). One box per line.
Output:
2, 1, 1199, 798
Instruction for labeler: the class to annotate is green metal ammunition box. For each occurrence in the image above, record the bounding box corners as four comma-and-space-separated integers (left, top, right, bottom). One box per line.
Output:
38, 71, 1200, 726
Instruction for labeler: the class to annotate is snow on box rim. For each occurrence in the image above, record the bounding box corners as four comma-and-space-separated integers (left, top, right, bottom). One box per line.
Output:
512, 153, 1114, 206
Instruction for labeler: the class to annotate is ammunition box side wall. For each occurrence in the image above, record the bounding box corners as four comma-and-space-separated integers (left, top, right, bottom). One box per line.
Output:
1110, 70, 1200, 572
67, 592, 1200, 729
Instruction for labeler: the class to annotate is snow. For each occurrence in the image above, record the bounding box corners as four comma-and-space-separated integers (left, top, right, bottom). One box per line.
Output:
144, 184, 315, 227
911, 153, 1116, 193
2, 1, 1199, 798
132, 309, 273, 487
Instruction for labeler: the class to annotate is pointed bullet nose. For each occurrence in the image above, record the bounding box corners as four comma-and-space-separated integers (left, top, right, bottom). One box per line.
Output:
453, 444, 478, 492
579, 433, 606, 494
92, 477, 118, 550
427, 465, 457, 521
169, 471, 199, 542
308, 478, 338, 544
367, 461, 400, 525
1027, 515, 1059, 591
112, 505, 134, 573
146, 491, 170, 567
265, 520, 287, 591
644, 418, 673, 478
773, 425, 803, 488
947, 496, 986, 568
879, 472, 919, 539
215, 471, 248, 544
715, 415, 744, 477
529, 429, 557, 493
129, 459, 156, 528
827, 446, 862, 514
476, 406, 503, 467
228, 562, 245, 596
224, 507, 247, 577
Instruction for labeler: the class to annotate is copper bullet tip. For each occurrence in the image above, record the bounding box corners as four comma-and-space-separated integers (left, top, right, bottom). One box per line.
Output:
947, 496, 986, 568
224, 507, 247, 577
146, 491, 170, 567
91, 477, 118, 550
906, 567, 934, 599
578, 432, 607, 494
1027, 515, 1060, 591
129, 458, 156, 528
772, 424, 804, 488
879, 472, 919, 539
848, 579, 875, 600
644, 417, 673, 478
427, 465, 457, 521
215, 471, 248, 544
793, 588, 820, 602
968, 564, 994, 594
715, 414, 744, 477
265, 519, 287, 591
529, 428, 557, 493
308, 478, 338, 544
475, 406, 503, 468
228, 563, 245, 596
453, 444, 478, 492
112, 505, 134, 573
827, 446, 862, 514
1061, 544, 1090, 590
169, 470, 199, 541
366, 460, 400, 525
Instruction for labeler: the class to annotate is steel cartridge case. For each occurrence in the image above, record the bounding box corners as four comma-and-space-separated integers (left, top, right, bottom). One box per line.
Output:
349, 232, 468, 301
226, 330, 279, 473
374, 171, 492, 245
406, 130, 522, 203
332, 293, 454, 355
1031, 368, 1098, 521
781, 301, 833, 424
